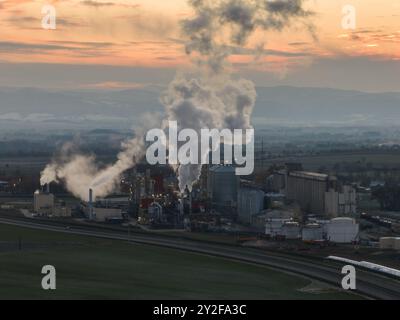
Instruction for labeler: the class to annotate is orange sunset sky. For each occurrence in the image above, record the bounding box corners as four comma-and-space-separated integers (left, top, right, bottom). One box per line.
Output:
0, 0, 399, 91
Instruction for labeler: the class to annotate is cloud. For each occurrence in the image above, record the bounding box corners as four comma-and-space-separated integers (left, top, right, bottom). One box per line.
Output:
79, 0, 140, 8
0, 113, 55, 122
81, 81, 148, 89
80, 0, 116, 7
340, 29, 400, 45
6, 14, 86, 30
229, 45, 313, 57
0, 41, 70, 52
0, 40, 116, 58
0, 112, 131, 124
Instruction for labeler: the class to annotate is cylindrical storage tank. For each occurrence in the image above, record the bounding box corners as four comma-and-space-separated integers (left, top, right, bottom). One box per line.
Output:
302, 223, 324, 241
282, 222, 300, 239
209, 166, 239, 206
327, 217, 359, 243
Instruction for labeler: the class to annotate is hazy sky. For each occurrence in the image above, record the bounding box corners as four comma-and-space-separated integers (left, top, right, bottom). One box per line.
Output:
0, 0, 399, 92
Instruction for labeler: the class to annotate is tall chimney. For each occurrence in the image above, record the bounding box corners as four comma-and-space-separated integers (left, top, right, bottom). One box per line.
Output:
89, 188, 94, 220
46, 183, 50, 194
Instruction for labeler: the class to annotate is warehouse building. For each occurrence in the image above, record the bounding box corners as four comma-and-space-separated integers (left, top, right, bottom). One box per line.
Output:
34, 190, 54, 215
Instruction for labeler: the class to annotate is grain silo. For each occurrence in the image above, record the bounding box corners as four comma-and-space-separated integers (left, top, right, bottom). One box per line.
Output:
207, 165, 239, 212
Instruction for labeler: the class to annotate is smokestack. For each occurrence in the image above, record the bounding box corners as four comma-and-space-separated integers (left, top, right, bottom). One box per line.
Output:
46, 183, 50, 194
89, 188, 94, 220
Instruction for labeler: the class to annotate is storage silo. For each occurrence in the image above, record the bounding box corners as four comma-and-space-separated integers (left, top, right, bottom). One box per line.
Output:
207, 165, 239, 211
327, 217, 359, 243
302, 223, 324, 241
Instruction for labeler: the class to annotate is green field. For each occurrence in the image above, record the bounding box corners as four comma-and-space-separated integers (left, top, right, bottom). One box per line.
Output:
0, 224, 359, 300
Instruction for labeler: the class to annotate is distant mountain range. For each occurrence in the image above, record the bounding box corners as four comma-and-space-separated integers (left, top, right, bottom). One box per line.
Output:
0, 85, 399, 132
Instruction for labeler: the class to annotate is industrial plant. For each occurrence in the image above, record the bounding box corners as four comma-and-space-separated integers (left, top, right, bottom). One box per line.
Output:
11, 159, 366, 246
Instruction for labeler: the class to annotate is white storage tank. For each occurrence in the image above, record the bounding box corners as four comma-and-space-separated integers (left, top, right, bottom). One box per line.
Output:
282, 222, 300, 239
327, 217, 359, 243
302, 223, 324, 241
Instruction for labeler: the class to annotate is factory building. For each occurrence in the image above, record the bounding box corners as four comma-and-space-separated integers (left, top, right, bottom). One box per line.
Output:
33, 185, 72, 218
34, 190, 54, 215
0, 180, 9, 192
286, 171, 335, 214
82, 203, 123, 222
207, 165, 239, 214
325, 185, 357, 217
82, 189, 123, 222
237, 187, 265, 224
267, 165, 356, 217
266, 171, 286, 194
148, 202, 165, 224
92, 207, 123, 222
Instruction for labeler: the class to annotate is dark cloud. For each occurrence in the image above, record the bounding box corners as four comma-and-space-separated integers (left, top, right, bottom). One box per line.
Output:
182, 0, 315, 72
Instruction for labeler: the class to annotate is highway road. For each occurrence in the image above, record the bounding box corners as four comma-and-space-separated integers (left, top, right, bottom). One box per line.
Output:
1, 217, 400, 300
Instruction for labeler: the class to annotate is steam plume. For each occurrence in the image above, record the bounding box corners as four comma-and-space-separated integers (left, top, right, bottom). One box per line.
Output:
165, 0, 314, 192
40, 130, 146, 201
41, 0, 314, 199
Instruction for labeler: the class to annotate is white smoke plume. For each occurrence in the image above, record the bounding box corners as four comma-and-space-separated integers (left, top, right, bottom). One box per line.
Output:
161, 75, 257, 192
41, 0, 314, 199
163, 0, 314, 192
40, 129, 146, 201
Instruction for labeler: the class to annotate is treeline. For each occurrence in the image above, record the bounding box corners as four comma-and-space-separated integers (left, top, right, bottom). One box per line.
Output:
372, 184, 400, 211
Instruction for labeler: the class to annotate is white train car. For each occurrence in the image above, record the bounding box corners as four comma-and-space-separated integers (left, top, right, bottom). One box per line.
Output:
327, 256, 400, 278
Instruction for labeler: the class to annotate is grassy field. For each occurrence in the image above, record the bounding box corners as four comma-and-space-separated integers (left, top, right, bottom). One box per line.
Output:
0, 223, 360, 300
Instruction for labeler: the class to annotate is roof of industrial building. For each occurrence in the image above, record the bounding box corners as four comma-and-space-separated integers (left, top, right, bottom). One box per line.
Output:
331, 217, 356, 223
289, 171, 330, 181
209, 165, 236, 173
